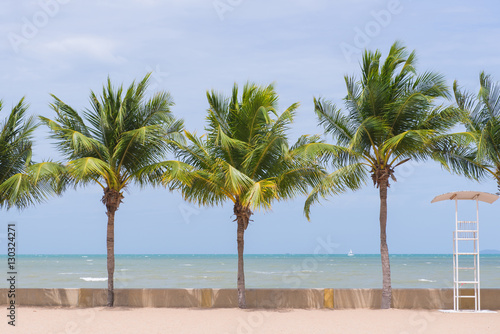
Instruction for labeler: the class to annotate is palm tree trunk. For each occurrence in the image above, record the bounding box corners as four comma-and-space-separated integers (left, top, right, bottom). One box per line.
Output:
237, 214, 246, 308
102, 187, 123, 307
106, 208, 116, 307
234, 198, 251, 309
379, 178, 392, 309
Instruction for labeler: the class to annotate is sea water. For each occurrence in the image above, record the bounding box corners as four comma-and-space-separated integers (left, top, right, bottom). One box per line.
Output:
3, 254, 500, 289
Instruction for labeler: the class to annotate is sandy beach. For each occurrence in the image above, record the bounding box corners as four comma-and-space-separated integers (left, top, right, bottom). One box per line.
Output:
2, 307, 499, 334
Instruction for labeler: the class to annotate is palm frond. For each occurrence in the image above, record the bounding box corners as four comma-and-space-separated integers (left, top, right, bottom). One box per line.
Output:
43, 74, 184, 193
314, 97, 355, 146
0, 98, 64, 209
304, 163, 368, 220
135, 160, 193, 188
66, 157, 113, 188
453, 72, 500, 184
173, 82, 323, 213
307, 41, 466, 217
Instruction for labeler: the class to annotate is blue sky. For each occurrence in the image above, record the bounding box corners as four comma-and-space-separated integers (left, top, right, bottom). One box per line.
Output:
1, 0, 500, 254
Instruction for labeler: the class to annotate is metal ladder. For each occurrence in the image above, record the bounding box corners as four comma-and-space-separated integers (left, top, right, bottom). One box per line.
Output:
453, 220, 480, 311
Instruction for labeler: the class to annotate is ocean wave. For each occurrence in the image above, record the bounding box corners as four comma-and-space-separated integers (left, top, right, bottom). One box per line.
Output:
418, 278, 436, 283
80, 277, 108, 282
186, 275, 209, 279
181, 264, 193, 266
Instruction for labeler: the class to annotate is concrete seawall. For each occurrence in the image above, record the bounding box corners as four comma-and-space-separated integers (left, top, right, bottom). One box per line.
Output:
1, 288, 499, 309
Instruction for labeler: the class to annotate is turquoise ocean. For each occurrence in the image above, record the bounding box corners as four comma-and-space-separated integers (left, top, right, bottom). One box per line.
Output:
3, 254, 500, 289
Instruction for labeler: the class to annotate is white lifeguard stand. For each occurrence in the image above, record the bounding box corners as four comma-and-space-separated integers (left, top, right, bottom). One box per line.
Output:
431, 191, 498, 312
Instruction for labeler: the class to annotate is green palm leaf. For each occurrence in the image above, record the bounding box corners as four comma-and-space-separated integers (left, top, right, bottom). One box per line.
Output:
0, 99, 63, 210
454, 72, 500, 189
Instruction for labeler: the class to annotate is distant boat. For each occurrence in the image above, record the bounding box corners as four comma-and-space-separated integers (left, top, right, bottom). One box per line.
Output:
347, 249, 354, 257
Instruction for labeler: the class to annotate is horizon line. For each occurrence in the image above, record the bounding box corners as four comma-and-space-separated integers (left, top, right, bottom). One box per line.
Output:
5, 252, 500, 256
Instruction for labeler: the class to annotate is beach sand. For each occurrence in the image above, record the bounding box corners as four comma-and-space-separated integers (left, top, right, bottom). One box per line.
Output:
2, 307, 499, 334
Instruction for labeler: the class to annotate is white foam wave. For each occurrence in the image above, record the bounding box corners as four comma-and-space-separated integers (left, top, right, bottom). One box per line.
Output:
418, 278, 436, 283
80, 277, 108, 282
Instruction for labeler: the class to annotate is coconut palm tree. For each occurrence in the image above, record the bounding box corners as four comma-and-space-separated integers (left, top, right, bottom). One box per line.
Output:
0, 98, 64, 209
305, 42, 467, 309
164, 82, 324, 308
40, 74, 184, 306
453, 72, 500, 189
